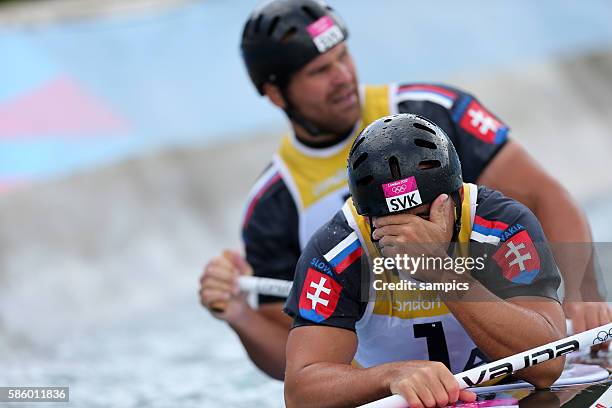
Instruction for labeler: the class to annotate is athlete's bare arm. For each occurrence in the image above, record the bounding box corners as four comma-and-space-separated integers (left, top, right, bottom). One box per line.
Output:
445, 286, 566, 388
479, 140, 610, 332
284, 325, 476, 408
229, 302, 291, 380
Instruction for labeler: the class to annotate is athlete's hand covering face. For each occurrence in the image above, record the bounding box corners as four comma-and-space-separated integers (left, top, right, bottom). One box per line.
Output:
372, 194, 455, 280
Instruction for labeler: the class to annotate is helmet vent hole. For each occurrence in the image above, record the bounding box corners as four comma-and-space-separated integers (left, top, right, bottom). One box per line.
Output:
413, 122, 436, 135
280, 27, 297, 43
389, 156, 401, 179
414, 114, 436, 127
383, 118, 392, 123
301, 6, 319, 21
350, 136, 366, 155
242, 21, 251, 39
253, 14, 263, 34
254, 14, 263, 34
418, 160, 441, 170
414, 138, 437, 149
352, 152, 368, 170
356, 175, 374, 186
267, 16, 280, 36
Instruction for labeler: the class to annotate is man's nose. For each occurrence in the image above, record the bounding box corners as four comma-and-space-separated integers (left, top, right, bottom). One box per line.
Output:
331, 61, 353, 84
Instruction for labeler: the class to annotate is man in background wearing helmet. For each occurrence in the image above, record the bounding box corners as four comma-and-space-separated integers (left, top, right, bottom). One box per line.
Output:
199, 0, 607, 380
283, 114, 566, 407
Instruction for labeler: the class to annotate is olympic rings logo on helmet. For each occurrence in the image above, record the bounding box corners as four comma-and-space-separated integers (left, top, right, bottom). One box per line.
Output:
391, 185, 407, 194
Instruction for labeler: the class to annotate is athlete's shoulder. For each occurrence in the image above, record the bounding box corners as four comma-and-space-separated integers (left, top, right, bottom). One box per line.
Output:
246, 162, 287, 202
475, 185, 531, 218
288, 208, 366, 328
471, 187, 560, 299
242, 162, 292, 229
395, 82, 508, 143
395, 82, 464, 111
304, 209, 363, 273
471, 185, 544, 244
308, 210, 354, 253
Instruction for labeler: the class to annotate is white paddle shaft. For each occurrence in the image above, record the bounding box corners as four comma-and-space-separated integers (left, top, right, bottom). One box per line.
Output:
238, 276, 293, 297
359, 323, 612, 408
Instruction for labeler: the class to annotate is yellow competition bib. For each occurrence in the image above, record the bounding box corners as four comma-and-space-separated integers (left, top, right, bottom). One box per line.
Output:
343, 184, 490, 374
274, 84, 392, 247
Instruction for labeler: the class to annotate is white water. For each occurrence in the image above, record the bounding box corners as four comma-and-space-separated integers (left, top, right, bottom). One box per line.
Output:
0, 141, 286, 407
1, 297, 284, 407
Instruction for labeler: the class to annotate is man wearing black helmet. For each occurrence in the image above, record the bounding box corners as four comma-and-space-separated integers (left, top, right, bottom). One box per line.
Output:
283, 114, 566, 407
199, 0, 607, 380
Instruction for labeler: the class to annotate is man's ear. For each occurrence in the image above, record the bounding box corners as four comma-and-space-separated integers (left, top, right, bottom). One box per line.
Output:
262, 83, 286, 109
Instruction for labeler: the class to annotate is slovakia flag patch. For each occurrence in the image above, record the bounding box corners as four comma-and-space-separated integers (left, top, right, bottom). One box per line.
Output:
299, 268, 342, 323
493, 230, 541, 284
459, 99, 508, 144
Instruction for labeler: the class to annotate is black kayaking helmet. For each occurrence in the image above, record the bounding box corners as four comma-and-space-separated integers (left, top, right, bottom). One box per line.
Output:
347, 114, 464, 238
241, 0, 348, 94
241, 0, 349, 135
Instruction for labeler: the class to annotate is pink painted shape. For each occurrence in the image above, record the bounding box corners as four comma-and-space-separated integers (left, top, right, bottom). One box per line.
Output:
0, 179, 25, 194
382, 176, 418, 198
0, 76, 129, 138
307, 15, 334, 37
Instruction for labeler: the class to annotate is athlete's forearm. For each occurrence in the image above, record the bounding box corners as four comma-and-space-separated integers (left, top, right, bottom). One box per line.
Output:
285, 361, 397, 408
530, 182, 592, 301
580, 254, 605, 301
229, 306, 290, 380
444, 275, 565, 388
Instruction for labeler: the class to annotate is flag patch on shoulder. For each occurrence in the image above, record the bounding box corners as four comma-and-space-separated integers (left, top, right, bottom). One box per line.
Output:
323, 232, 363, 274
298, 268, 342, 323
493, 230, 541, 284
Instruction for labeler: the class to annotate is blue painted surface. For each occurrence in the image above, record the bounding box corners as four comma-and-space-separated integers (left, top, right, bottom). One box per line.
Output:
1, 0, 612, 180
0, 33, 61, 101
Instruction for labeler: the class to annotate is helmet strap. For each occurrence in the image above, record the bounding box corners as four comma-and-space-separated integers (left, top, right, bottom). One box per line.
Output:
445, 190, 463, 257
285, 106, 323, 136
368, 216, 378, 244
451, 190, 463, 240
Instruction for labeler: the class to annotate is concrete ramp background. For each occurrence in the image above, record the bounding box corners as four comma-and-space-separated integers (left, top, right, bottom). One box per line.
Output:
1, 1, 611, 407
0, 134, 277, 343
458, 50, 612, 202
